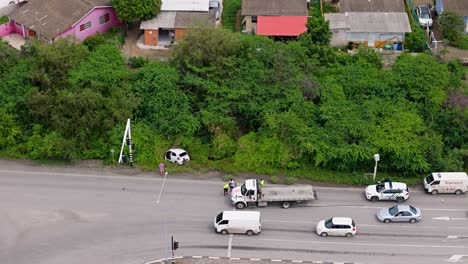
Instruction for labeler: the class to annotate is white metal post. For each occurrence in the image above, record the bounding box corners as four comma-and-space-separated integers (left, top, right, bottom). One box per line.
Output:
373, 154, 380, 181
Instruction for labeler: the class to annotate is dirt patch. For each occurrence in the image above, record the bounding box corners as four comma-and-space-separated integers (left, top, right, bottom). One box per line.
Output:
121, 22, 172, 61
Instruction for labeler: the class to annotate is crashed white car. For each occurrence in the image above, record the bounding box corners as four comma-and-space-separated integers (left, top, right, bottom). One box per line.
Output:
165, 148, 190, 165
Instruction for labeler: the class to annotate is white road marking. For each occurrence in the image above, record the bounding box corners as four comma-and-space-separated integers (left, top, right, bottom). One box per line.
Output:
209, 257, 220, 259
250, 258, 261, 261
271, 259, 282, 262
156, 171, 168, 204
307, 204, 464, 212
263, 219, 468, 229
230, 257, 240, 260
292, 261, 303, 263
434, 216, 468, 221
235, 237, 468, 249
445, 255, 468, 263
447, 236, 458, 239
192, 256, 203, 258
227, 234, 233, 258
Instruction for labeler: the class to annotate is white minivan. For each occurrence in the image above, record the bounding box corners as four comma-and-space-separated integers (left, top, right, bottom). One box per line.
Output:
424, 172, 468, 195
214, 211, 261, 235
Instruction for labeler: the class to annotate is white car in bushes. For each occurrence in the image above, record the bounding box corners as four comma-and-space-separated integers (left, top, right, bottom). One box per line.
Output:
165, 149, 190, 165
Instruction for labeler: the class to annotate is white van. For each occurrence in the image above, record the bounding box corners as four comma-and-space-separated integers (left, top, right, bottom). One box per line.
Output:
424, 172, 468, 195
214, 211, 261, 235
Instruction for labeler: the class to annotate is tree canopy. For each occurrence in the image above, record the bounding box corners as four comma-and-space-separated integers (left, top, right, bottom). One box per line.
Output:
111, 0, 162, 21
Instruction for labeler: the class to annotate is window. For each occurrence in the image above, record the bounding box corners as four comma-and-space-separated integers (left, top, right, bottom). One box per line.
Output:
79, 21, 91, 31
252, 16, 257, 23
99, 13, 110, 24
410, 206, 417, 214
219, 220, 229, 225
216, 213, 223, 223
431, 181, 440, 185
402, 211, 412, 216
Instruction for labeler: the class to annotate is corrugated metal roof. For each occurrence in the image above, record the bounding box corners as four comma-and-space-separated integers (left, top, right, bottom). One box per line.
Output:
140, 10, 215, 29
8, 0, 110, 40
339, 0, 405, 13
241, 0, 307, 16
256, 15, 307, 36
325, 12, 411, 33
162, 0, 209, 12
439, 0, 468, 16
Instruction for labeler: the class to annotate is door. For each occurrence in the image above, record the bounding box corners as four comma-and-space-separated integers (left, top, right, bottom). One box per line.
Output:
218, 220, 229, 232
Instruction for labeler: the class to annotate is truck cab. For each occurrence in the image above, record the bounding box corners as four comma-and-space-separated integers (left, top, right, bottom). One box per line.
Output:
231, 179, 258, 209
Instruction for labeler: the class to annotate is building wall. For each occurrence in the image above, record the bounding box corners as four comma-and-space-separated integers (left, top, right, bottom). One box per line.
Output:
0, 20, 13, 37
330, 29, 348, 46
55, 7, 120, 41
330, 30, 406, 47
243, 16, 255, 33
144, 29, 159, 45
175, 28, 188, 42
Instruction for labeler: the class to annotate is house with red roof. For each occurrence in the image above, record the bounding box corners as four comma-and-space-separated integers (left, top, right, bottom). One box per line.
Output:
241, 0, 308, 38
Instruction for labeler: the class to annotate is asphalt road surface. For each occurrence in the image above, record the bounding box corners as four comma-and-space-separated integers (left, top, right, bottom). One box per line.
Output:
0, 160, 467, 264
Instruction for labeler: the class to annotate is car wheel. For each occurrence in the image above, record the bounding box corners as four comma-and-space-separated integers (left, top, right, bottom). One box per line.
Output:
431, 190, 438, 195
221, 229, 228, 235
409, 218, 417, 224
455, 190, 462, 195
384, 219, 391, 224
345, 233, 354, 238
370, 196, 379, 202
282, 201, 291, 209
396, 197, 404, 203
320, 232, 328, 237
236, 202, 246, 209
246, 230, 254, 236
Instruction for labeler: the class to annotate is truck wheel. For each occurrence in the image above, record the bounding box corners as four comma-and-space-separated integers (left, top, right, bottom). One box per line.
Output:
221, 229, 228, 235
246, 230, 254, 236
431, 190, 438, 195
345, 233, 354, 238
370, 196, 379, 202
455, 190, 462, 195
396, 197, 404, 203
384, 219, 391, 224
236, 202, 246, 209
282, 201, 291, 209
409, 218, 417, 223
320, 232, 328, 237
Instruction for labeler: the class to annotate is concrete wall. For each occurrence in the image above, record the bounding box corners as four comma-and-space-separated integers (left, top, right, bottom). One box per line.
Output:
144, 29, 159, 45
330, 29, 348, 46
330, 30, 405, 47
55, 7, 120, 41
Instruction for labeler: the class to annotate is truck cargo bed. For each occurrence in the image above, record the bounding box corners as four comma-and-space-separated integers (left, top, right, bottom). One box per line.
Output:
258, 185, 316, 202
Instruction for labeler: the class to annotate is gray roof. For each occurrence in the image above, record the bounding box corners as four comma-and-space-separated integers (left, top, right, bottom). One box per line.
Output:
440, 0, 468, 16
8, 0, 111, 40
339, 0, 405, 13
325, 12, 411, 33
140, 10, 216, 29
241, 0, 308, 16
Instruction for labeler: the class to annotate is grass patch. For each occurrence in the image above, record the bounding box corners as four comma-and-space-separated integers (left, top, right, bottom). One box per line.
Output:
222, 0, 241, 32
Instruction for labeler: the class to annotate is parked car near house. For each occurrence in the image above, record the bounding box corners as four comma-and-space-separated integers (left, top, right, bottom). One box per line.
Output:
416, 5, 433, 28
165, 148, 190, 165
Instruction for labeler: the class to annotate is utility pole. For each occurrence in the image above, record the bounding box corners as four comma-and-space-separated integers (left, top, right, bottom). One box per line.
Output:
118, 118, 134, 167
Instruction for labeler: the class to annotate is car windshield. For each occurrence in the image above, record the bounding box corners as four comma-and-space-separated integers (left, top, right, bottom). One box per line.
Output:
241, 184, 247, 195
216, 212, 223, 223
410, 206, 417, 214
420, 7, 430, 18
179, 152, 187, 157
389, 206, 399, 216
325, 218, 333, 228
425, 174, 434, 184
376, 183, 385, 192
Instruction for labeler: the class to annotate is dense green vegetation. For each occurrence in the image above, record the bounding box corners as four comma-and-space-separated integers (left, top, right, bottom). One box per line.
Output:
0, 23, 466, 183
438, 12, 467, 50
221, 0, 241, 32
111, 0, 162, 21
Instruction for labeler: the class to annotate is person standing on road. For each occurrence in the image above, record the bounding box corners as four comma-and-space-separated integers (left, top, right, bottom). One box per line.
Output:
159, 162, 165, 176
223, 183, 229, 196
260, 179, 265, 187
229, 179, 235, 193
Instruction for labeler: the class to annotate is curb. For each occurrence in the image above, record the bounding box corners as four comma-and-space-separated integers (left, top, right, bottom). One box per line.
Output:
144, 256, 362, 264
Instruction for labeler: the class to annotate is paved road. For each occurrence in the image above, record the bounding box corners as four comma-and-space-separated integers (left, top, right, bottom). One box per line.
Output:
0, 161, 467, 264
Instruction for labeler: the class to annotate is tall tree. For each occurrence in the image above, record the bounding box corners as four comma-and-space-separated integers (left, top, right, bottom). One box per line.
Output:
111, 0, 162, 21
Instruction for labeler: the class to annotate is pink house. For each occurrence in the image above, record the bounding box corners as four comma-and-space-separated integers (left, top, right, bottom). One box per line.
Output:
3, 0, 120, 42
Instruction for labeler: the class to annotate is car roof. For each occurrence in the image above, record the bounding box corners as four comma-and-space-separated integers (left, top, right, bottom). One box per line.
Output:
394, 205, 411, 211
385, 181, 407, 189
332, 217, 353, 225
418, 5, 430, 11
222, 211, 260, 220
168, 148, 187, 154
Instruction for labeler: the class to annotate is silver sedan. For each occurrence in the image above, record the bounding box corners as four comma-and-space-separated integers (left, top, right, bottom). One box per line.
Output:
376, 205, 422, 223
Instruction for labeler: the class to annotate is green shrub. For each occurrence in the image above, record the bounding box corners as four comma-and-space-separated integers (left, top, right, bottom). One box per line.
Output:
128, 56, 148, 68
83, 34, 107, 51
210, 133, 237, 160
223, 174, 233, 181
0, 16, 9, 25
221, 0, 241, 32
460, 35, 468, 50
284, 176, 297, 185
270, 175, 280, 184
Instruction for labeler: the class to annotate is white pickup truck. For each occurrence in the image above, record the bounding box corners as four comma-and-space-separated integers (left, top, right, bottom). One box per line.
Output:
231, 179, 317, 209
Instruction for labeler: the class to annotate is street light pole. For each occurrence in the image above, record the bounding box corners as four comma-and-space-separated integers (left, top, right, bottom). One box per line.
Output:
373, 154, 380, 181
